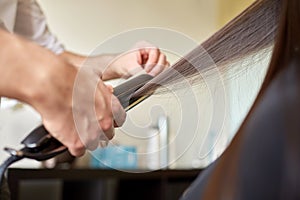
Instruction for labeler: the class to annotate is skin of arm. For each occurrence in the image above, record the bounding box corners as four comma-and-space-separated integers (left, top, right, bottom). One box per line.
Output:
0, 29, 126, 156
59, 41, 170, 81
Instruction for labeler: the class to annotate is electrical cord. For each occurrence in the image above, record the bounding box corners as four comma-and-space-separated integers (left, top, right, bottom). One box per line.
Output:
0, 155, 22, 185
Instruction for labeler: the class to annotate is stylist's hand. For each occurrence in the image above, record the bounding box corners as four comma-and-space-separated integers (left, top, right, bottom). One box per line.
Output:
103, 41, 170, 80
32, 56, 126, 156
0, 30, 126, 157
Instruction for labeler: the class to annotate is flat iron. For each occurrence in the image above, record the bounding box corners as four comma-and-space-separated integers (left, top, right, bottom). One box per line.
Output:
0, 74, 153, 183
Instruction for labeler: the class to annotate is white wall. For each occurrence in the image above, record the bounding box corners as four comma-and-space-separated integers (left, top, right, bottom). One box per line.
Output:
37, 0, 217, 54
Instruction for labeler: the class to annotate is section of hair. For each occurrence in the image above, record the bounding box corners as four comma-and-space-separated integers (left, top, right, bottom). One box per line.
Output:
133, 0, 280, 98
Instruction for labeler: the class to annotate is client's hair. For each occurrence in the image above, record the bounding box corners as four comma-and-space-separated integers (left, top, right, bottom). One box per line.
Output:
134, 0, 281, 97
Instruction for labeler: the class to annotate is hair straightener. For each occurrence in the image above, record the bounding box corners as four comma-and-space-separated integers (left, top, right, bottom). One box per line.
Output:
0, 74, 154, 183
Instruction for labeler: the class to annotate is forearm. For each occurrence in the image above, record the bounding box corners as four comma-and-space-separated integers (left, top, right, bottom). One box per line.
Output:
59, 51, 119, 80
58, 51, 87, 67
0, 30, 75, 111
0, 30, 41, 103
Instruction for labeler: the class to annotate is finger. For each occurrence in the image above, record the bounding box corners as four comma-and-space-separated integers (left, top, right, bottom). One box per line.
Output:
105, 84, 114, 93
148, 53, 168, 76
44, 121, 87, 157
85, 121, 114, 150
68, 148, 86, 157
142, 52, 148, 61
144, 48, 160, 72
99, 122, 115, 140
94, 82, 116, 141
96, 83, 115, 130
67, 139, 86, 157
135, 50, 143, 65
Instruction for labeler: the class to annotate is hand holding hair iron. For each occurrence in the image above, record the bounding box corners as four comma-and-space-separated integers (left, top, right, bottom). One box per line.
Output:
0, 74, 153, 183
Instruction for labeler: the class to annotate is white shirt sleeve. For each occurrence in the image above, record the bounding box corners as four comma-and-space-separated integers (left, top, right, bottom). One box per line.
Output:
0, 0, 17, 32
13, 0, 65, 54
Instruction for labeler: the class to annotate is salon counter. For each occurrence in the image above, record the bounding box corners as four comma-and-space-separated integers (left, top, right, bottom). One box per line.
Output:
7, 168, 201, 200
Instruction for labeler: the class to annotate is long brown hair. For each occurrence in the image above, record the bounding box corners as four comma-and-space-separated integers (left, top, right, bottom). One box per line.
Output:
133, 0, 280, 98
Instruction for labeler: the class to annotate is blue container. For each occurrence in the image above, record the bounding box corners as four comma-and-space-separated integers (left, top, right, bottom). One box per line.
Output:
90, 145, 137, 169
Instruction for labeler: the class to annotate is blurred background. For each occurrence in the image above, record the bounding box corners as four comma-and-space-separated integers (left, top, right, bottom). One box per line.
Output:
0, 0, 260, 171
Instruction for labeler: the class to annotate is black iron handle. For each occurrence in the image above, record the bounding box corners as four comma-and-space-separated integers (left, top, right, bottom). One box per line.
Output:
16, 74, 154, 159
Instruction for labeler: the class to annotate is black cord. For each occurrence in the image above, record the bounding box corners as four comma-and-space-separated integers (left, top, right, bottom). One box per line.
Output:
0, 156, 23, 184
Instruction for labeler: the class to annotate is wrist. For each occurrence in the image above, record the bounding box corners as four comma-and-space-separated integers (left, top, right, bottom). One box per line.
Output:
95, 54, 120, 80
